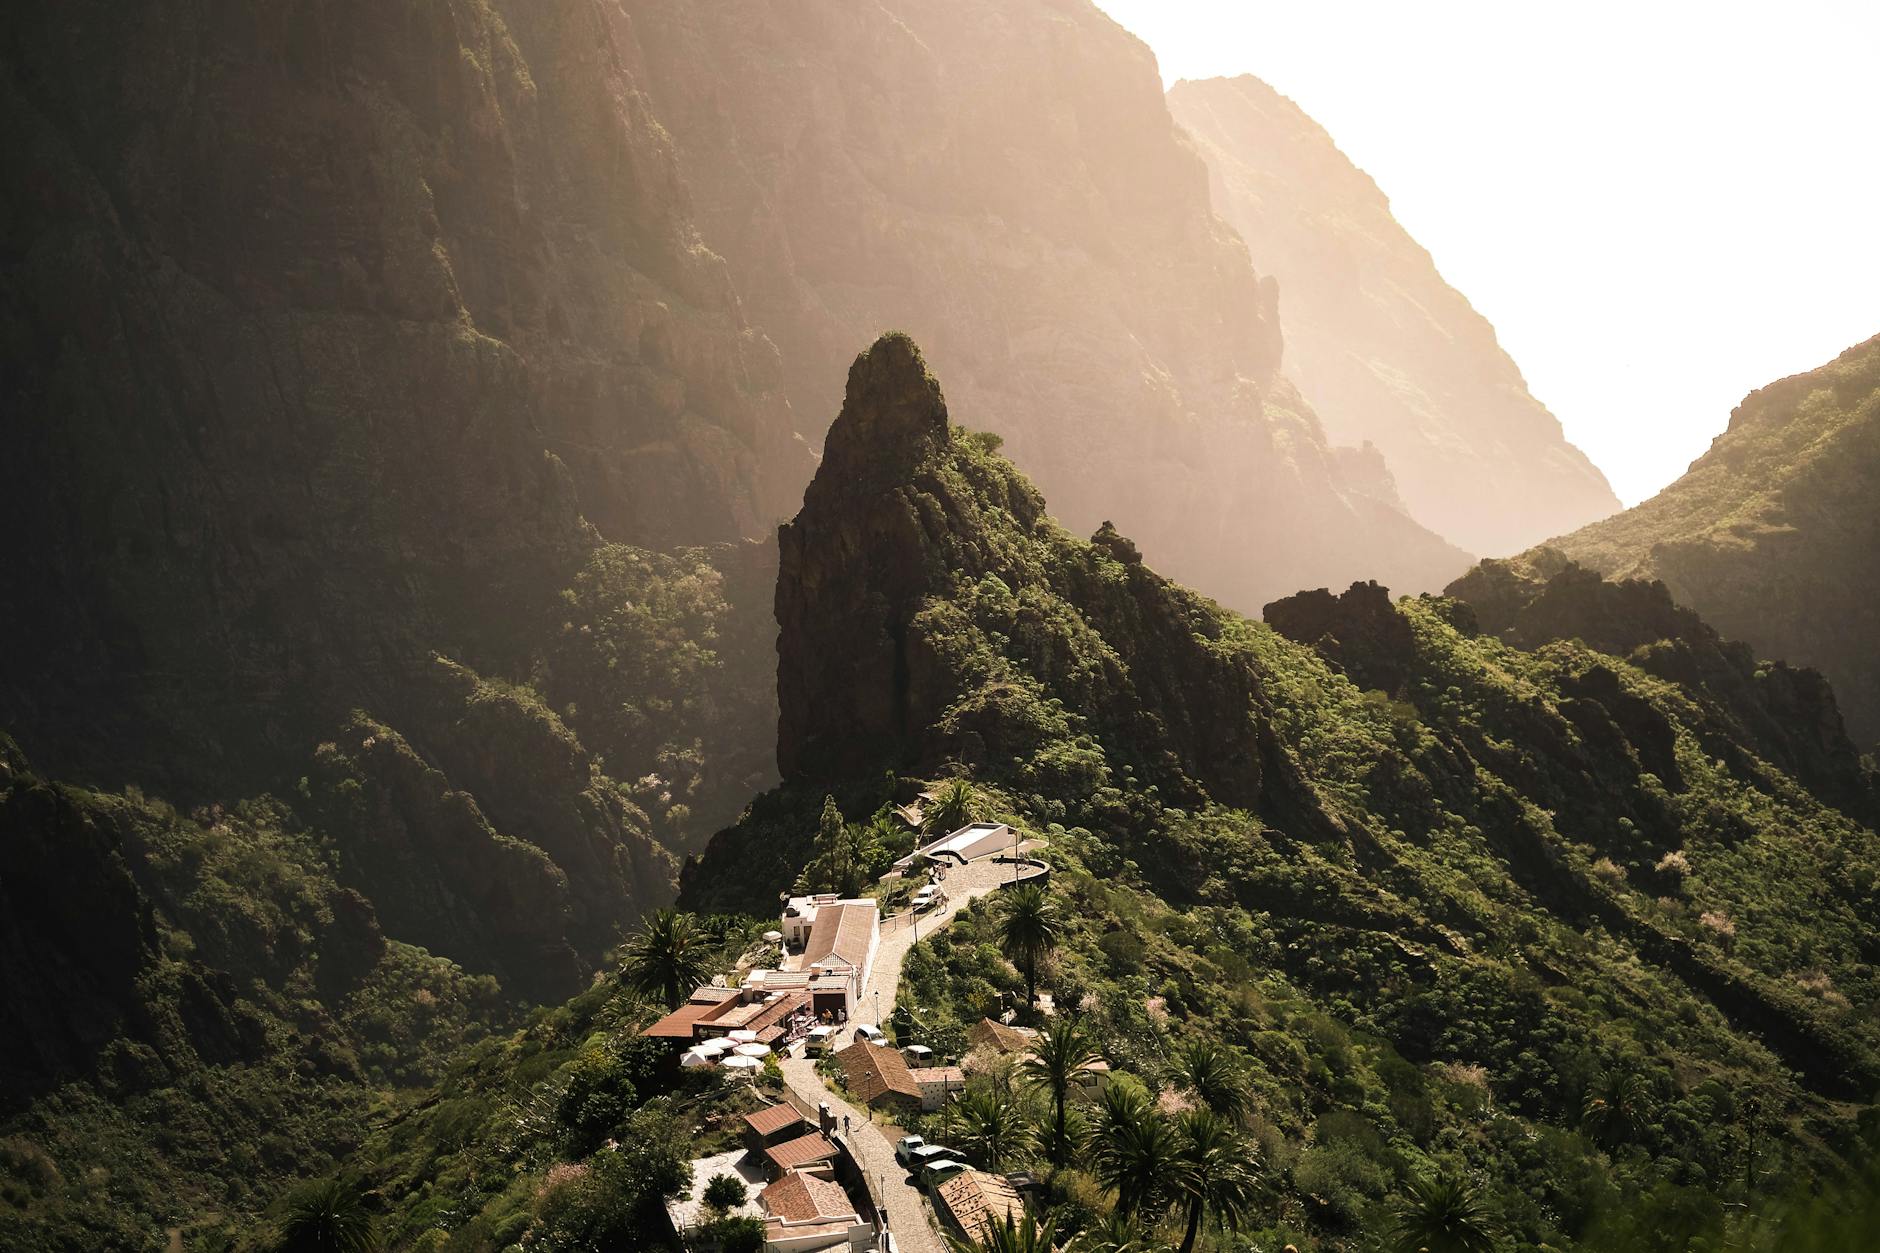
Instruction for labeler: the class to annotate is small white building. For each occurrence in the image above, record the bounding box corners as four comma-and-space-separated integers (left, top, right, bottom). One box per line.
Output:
777, 894, 879, 1020
893, 822, 1015, 871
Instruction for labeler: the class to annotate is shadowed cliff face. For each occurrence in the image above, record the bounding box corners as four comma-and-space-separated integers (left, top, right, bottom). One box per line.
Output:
627, 0, 1470, 610
0, 0, 809, 795
1169, 75, 1620, 558
1533, 334, 1880, 749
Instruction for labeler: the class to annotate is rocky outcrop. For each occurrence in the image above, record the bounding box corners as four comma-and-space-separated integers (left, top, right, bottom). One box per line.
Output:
0, 0, 808, 798
1447, 555, 1876, 823
627, 0, 1469, 610
1534, 333, 1880, 750
1169, 75, 1619, 557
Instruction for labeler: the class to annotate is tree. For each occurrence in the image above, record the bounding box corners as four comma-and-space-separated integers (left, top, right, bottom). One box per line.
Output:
1581, 1067, 1651, 1151
1389, 1171, 1499, 1253
1170, 1109, 1259, 1253
621, 908, 714, 1009
1092, 1094, 1178, 1221
800, 795, 868, 896
945, 1210, 1061, 1253
955, 1085, 1036, 1170
1021, 1018, 1096, 1165
1064, 1212, 1148, 1253
703, 1173, 748, 1212
926, 778, 981, 835
275, 1175, 378, 1253
999, 883, 1062, 1012
1171, 1039, 1250, 1123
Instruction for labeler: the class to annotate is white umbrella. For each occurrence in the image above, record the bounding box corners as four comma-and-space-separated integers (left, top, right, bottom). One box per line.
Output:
733, 1042, 771, 1058
721, 1054, 762, 1071
694, 1037, 734, 1056
679, 1049, 713, 1068
728, 1030, 759, 1042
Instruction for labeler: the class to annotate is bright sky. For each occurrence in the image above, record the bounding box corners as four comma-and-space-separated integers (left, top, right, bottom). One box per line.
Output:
1094, 0, 1880, 506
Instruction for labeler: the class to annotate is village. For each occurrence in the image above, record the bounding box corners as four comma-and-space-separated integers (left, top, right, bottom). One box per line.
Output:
640, 819, 1055, 1252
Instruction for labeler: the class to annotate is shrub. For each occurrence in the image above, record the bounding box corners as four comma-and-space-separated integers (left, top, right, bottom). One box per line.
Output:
703, 1172, 748, 1211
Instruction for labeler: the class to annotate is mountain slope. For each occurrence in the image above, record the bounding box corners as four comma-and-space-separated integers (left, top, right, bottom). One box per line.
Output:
687, 334, 1880, 1249
1169, 75, 1620, 557
625, 0, 1470, 609
1531, 334, 1880, 748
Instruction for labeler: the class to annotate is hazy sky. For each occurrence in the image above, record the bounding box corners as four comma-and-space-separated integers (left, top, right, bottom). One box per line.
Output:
1094, 0, 1880, 506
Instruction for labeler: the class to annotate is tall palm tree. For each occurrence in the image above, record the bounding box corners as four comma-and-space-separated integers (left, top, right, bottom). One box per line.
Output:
955, 1085, 1036, 1171
1064, 1212, 1148, 1253
1170, 1039, 1250, 1123
1389, 1171, 1499, 1253
1092, 1099, 1178, 1221
1170, 1109, 1259, 1253
945, 1210, 1061, 1253
1021, 1018, 1096, 1165
926, 777, 981, 835
1581, 1068, 1651, 1151
276, 1175, 378, 1253
998, 883, 1061, 1012
620, 908, 714, 1009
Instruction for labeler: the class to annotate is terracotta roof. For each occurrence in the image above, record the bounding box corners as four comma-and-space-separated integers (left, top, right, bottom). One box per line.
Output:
745, 1104, 808, 1139
765, 1131, 839, 1174
761, 1171, 858, 1224
804, 902, 876, 968
911, 1066, 966, 1087
836, 1040, 921, 1105
936, 1170, 1023, 1246
641, 1000, 730, 1039
716, 991, 809, 1033
969, 1018, 1038, 1053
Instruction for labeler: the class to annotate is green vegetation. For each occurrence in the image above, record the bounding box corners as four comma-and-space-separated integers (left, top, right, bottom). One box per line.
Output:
620, 909, 716, 1010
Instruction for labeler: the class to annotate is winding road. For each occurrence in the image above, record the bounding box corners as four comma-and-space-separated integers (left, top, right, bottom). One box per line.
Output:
781, 855, 1045, 1253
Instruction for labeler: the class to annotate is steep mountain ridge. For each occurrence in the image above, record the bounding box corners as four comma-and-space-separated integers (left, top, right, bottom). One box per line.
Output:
626, 0, 1471, 610
687, 336, 1879, 1250
1169, 74, 1619, 557
1528, 334, 1880, 748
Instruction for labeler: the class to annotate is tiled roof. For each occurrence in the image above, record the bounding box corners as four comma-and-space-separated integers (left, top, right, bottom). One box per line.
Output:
716, 991, 809, 1033
761, 1171, 858, 1224
911, 1066, 966, 1087
745, 1104, 808, 1139
837, 1040, 921, 1105
764, 1131, 839, 1174
969, 1018, 1038, 1053
936, 1170, 1023, 1246
804, 902, 876, 968
641, 1000, 729, 1039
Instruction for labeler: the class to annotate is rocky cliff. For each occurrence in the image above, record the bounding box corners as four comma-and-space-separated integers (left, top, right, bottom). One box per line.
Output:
626, 0, 1470, 609
1169, 75, 1619, 557
0, 0, 808, 798
1532, 334, 1880, 748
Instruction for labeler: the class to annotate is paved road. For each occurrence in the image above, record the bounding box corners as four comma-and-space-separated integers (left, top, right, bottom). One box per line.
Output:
783, 853, 1046, 1252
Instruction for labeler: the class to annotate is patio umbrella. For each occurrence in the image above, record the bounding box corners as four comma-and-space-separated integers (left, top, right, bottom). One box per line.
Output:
678, 1050, 713, 1069
694, 1037, 734, 1056
733, 1042, 771, 1058
721, 1055, 762, 1072
728, 1030, 759, 1042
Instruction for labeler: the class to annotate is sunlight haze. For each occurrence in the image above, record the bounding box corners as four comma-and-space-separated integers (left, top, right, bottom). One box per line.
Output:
1096, 0, 1880, 506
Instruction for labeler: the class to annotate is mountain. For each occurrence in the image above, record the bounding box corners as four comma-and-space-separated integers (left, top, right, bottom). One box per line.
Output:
1525, 334, 1880, 749
624, 0, 1471, 609
1168, 75, 1620, 557
686, 334, 1880, 1249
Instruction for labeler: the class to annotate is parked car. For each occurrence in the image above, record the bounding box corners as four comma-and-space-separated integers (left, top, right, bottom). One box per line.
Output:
920, 1158, 970, 1187
906, 1144, 955, 1173
893, 1135, 927, 1167
853, 1023, 888, 1045
911, 885, 941, 912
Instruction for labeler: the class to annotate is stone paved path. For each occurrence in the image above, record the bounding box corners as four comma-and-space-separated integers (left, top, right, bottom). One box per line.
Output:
782, 853, 1046, 1252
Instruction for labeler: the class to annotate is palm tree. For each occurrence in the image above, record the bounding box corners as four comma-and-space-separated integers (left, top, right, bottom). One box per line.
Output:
926, 777, 981, 834
955, 1085, 1036, 1171
275, 1175, 378, 1253
1170, 1109, 1259, 1253
1021, 1018, 1096, 1164
620, 908, 714, 1009
1065, 1212, 1148, 1253
1581, 1067, 1651, 1151
998, 883, 1061, 1012
945, 1210, 1061, 1253
1389, 1171, 1499, 1253
1170, 1039, 1250, 1123
1092, 1099, 1178, 1221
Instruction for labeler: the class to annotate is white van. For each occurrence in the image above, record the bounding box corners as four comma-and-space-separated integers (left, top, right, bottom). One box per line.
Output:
853, 1023, 888, 1045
